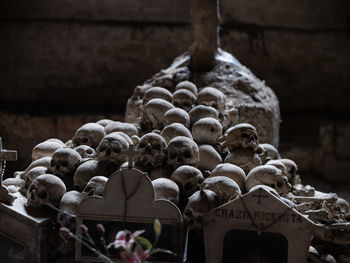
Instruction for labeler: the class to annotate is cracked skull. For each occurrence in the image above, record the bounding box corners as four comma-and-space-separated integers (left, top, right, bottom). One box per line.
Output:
32, 139, 65, 161
167, 136, 199, 169
83, 176, 108, 197
225, 123, 259, 152
96, 133, 129, 166
135, 133, 167, 170
73, 123, 106, 149
152, 178, 180, 205
142, 98, 175, 131
170, 165, 204, 198
164, 108, 190, 128
26, 174, 66, 208
192, 117, 222, 145
57, 190, 83, 229
161, 123, 192, 143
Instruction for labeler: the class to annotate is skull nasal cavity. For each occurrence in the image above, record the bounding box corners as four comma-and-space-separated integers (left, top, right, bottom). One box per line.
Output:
146, 143, 152, 152
106, 148, 111, 156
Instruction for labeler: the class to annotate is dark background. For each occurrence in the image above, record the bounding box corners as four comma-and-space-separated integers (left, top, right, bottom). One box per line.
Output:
0, 0, 349, 192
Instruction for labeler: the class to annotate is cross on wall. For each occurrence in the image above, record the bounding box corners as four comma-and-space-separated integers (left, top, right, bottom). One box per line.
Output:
252, 188, 269, 205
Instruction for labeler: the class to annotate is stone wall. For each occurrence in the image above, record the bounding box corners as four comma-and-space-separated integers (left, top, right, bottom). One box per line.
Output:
0, 0, 349, 179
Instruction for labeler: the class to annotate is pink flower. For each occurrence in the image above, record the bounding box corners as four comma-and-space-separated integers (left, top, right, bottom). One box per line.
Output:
107, 230, 145, 251
120, 244, 150, 263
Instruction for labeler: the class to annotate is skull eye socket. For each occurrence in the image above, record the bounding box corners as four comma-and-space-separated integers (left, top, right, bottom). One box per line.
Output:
51, 159, 56, 166
86, 149, 93, 154
276, 181, 283, 188
112, 146, 121, 153
241, 133, 249, 139
60, 160, 69, 167
139, 142, 147, 148
38, 191, 47, 199
98, 144, 107, 151
183, 102, 191, 107
211, 103, 218, 109
82, 137, 89, 143
183, 149, 192, 159
169, 151, 177, 159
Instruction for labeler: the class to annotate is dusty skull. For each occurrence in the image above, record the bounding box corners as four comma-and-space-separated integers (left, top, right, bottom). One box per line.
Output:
224, 148, 262, 174
73, 160, 109, 191
73, 123, 106, 149
259, 143, 280, 164
21, 166, 48, 195
225, 123, 259, 152
161, 123, 193, 143
152, 178, 180, 205
96, 133, 130, 166
83, 176, 108, 197
57, 190, 83, 229
279, 159, 298, 183
201, 176, 241, 205
104, 122, 138, 138
170, 165, 204, 198
26, 174, 66, 208
175, 81, 198, 96
246, 165, 291, 195
143, 87, 173, 105
74, 145, 96, 159
192, 117, 222, 145
197, 87, 226, 114
142, 98, 175, 131
183, 189, 218, 229
210, 163, 246, 192
172, 89, 196, 112
167, 136, 199, 169
198, 145, 222, 173
188, 105, 219, 126
164, 108, 190, 128
21, 157, 52, 179
32, 139, 65, 161
50, 148, 82, 186
266, 160, 288, 179
135, 133, 167, 170
3, 177, 24, 194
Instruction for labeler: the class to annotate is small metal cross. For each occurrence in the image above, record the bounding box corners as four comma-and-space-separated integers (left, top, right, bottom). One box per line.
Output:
0, 137, 17, 184
124, 144, 139, 169
252, 188, 268, 205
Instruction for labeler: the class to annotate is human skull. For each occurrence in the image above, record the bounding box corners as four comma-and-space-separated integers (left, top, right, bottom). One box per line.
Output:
104, 122, 138, 138
170, 165, 204, 198
172, 89, 196, 112
135, 133, 167, 170
96, 119, 115, 127
26, 174, 66, 208
3, 178, 24, 194
20, 157, 52, 180
167, 136, 199, 169
73, 160, 109, 191
197, 87, 226, 114
224, 148, 262, 174
164, 108, 190, 128
225, 124, 259, 152
152, 178, 180, 205
57, 190, 83, 229
142, 98, 175, 131
259, 143, 280, 164
32, 139, 65, 161
201, 176, 241, 205
50, 148, 82, 187
198, 145, 222, 173
96, 133, 129, 166
74, 145, 96, 159
183, 189, 218, 229
192, 117, 222, 145
73, 123, 106, 149
143, 87, 173, 105
83, 176, 108, 197
279, 159, 298, 183
161, 123, 192, 143
21, 166, 48, 195
246, 165, 291, 195
188, 105, 219, 126
175, 81, 198, 96
210, 163, 246, 192
266, 160, 288, 179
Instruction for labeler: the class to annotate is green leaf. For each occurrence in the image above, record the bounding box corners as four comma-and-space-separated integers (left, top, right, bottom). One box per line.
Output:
154, 219, 162, 238
135, 236, 153, 250
151, 248, 177, 256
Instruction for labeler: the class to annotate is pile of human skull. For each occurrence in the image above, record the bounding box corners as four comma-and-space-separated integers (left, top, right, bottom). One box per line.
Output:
4, 81, 349, 261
